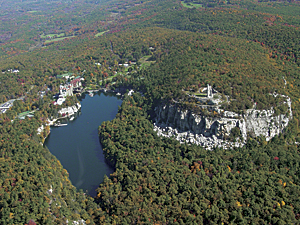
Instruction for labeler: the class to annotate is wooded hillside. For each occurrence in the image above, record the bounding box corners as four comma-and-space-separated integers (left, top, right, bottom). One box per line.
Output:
1, 0, 300, 224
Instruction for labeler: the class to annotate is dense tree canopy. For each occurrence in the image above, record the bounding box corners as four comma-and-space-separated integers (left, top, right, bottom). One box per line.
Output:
1, 0, 300, 223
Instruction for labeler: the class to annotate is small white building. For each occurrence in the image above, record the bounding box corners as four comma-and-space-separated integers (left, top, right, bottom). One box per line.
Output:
128, 89, 134, 96
56, 97, 66, 105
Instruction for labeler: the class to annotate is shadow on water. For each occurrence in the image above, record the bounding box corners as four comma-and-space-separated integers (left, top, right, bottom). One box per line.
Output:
45, 91, 122, 197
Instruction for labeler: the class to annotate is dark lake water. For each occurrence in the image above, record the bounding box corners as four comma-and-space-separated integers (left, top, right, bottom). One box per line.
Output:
44, 92, 122, 196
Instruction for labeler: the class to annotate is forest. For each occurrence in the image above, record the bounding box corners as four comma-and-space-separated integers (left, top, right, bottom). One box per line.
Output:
1, 0, 300, 224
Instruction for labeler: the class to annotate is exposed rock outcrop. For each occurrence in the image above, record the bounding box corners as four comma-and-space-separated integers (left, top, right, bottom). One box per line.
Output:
154, 95, 292, 149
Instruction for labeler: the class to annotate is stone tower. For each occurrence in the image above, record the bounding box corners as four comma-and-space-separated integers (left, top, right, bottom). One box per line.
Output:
207, 84, 213, 98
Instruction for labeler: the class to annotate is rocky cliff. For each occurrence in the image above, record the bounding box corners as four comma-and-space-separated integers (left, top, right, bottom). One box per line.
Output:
154, 95, 292, 149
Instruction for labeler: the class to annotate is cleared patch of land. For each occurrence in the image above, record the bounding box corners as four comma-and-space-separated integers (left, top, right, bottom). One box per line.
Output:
139, 55, 156, 68
194, 93, 207, 97
40, 33, 65, 39
44, 36, 75, 44
186, 91, 207, 97
181, 1, 203, 8
95, 30, 110, 37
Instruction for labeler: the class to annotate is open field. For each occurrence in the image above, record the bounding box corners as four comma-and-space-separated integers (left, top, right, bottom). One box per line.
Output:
139, 55, 156, 68
95, 30, 110, 37
194, 93, 207, 97
44, 36, 75, 44
181, 1, 203, 8
41, 33, 65, 39
186, 91, 207, 97
98, 73, 120, 86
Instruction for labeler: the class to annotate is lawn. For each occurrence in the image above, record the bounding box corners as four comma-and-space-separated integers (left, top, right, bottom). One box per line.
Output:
186, 91, 207, 97
17, 111, 35, 119
95, 30, 110, 37
139, 55, 156, 68
181, 1, 203, 8
44, 36, 75, 44
41, 33, 65, 39
99, 73, 120, 86
194, 93, 207, 97
99, 69, 134, 86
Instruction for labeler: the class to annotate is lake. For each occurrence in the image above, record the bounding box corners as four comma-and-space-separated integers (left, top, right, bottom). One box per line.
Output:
44, 92, 122, 196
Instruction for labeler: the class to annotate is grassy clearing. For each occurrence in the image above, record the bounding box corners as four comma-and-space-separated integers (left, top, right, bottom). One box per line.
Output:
17, 110, 35, 119
44, 36, 75, 44
194, 93, 207, 97
99, 69, 135, 85
95, 30, 110, 37
139, 55, 156, 68
186, 91, 207, 97
99, 73, 120, 85
27, 11, 38, 13
181, 1, 203, 8
41, 33, 65, 39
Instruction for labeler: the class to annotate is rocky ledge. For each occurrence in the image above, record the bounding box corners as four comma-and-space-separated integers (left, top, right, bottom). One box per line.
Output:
154, 95, 292, 150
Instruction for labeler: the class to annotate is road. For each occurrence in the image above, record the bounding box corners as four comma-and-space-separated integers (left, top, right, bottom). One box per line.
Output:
0, 96, 25, 113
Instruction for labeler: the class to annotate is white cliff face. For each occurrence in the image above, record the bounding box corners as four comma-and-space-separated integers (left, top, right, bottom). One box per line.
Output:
244, 96, 292, 141
154, 95, 292, 149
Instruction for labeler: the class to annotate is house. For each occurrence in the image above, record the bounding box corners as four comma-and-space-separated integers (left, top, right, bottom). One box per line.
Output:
59, 84, 73, 98
56, 77, 83, 104
70, 78, 82, 88
7, 69, 19, 73
128, 89, 134, 96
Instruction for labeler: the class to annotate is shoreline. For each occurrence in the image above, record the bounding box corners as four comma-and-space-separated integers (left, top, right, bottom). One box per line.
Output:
48, 102, 82, 126
41, 88, 123, 142
41, 102, 82, 143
